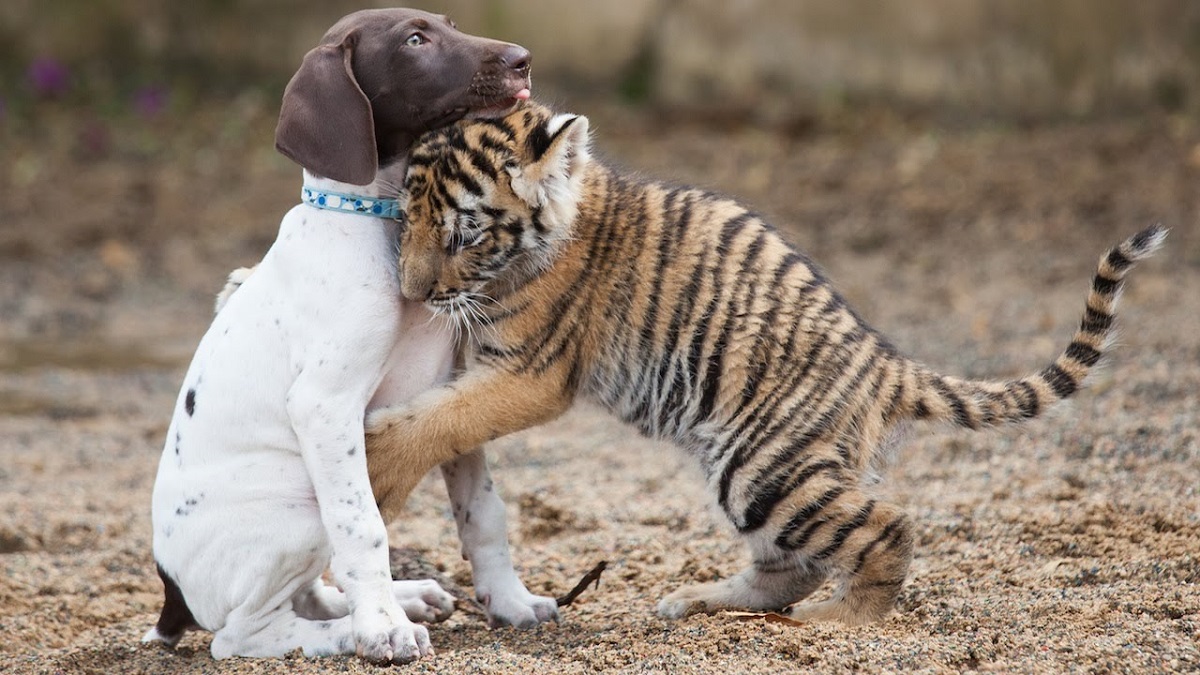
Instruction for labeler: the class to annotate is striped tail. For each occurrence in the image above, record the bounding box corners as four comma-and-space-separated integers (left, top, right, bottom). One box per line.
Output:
894, 224, 1167, 429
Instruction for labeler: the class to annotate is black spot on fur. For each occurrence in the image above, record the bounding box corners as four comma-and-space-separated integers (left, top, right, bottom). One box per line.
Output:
184, 389, 196, 417
153, 563, 199, 644
347, 446, 357, 456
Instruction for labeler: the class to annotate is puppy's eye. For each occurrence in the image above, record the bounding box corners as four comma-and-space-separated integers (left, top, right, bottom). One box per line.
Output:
405, 33, 425, 47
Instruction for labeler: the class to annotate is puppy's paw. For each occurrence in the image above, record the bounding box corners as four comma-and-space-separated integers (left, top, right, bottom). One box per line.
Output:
481, 586, 560, 629
214, 266, 255, 314
352, 608, 432, 664
393, 579, 456, 623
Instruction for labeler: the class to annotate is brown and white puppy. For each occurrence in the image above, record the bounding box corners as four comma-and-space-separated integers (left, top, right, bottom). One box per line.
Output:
145, 9, 553, 666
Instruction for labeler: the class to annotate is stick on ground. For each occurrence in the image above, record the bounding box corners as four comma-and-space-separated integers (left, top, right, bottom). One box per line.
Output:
556, 561, 608, 607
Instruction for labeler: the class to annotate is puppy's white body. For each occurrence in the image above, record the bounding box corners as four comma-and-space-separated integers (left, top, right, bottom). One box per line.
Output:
147, 172, 554, 661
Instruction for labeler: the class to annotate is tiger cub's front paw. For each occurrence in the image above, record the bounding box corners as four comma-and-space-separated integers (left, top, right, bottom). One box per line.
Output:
364, 407, 428, 518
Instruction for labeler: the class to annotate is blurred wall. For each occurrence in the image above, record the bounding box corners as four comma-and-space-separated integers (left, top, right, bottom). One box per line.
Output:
4, 0, 1199, 120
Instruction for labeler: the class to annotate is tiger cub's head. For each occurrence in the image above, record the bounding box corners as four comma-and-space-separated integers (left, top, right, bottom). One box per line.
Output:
398, 101, 591, 308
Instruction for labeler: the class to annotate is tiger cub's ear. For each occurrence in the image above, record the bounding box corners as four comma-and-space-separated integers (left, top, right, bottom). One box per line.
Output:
510, 113, 591, 226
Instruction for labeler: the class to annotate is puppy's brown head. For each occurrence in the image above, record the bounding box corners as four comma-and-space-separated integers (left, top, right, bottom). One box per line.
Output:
276, 8, 531, 186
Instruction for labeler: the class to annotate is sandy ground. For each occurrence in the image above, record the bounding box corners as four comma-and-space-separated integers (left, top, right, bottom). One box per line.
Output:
1, 101, 1199, 673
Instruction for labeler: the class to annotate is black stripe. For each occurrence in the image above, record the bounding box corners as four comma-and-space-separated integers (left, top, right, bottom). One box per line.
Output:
913, 399, 931, 419
437, 184, 460, 212
475, 117, 516, 139
1080, 306, 1113, 334
1014, 380, 1040, 419
1105, 247, 1133, 272
525, 118, 552, 160
663, 247, 714, 433
466, 148, 495, 181
737, 457, 840, 532
450, 167, 484, 197
407, 152, 436, 168
1092, 273, 1120, 295
775, 485, 846, 550
1041, 363, 1078, 398
851, 518, 903, 575
476, 131, 513, 157
687, 255, 725, 421
1064, 340, 1102, 367
813, 500, 876, 561
881, 363, 906, 421
716, 212, 754, 255
932, 377, 975, 429
477, 342, 519, 360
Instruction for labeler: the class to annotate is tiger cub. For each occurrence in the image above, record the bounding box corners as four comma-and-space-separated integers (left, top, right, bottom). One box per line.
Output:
364, 101, 1165, 624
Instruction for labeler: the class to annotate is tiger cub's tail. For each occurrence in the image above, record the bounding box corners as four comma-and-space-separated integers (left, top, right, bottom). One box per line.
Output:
893, 224, 1167, 430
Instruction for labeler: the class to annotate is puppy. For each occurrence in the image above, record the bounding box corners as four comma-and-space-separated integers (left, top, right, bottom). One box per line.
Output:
143, 9, 553, 664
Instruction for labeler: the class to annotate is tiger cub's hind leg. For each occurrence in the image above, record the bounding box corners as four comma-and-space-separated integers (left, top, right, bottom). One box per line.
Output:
780, 492, 914, 625
656, 556, 829, 619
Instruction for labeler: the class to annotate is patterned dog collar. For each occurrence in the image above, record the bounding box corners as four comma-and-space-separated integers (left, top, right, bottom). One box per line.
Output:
301, 186, 402, 220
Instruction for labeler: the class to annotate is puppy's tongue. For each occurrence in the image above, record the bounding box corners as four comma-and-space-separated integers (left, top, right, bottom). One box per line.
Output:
515, 88, 531, 101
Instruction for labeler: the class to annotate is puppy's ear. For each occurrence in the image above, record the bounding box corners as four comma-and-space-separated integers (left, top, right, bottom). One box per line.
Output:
275, 35, 377, 185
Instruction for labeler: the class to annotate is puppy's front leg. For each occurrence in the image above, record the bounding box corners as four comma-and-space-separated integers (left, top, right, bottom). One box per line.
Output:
366, 366, 570, 521
287, 379, 430, 663
441, 450, 559, 628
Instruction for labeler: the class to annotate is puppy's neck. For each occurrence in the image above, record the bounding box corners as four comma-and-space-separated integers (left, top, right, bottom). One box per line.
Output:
302, 156, 408, 200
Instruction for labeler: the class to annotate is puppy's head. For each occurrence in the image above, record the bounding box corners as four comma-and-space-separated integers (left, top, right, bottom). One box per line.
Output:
276, 8, 532, 186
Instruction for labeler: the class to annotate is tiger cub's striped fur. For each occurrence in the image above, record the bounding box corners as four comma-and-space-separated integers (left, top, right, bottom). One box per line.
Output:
364, 102, 1165, 624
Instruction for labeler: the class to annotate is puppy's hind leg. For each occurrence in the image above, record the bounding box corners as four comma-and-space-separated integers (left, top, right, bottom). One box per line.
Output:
291, 580, 349, 621
210, 610, 351, 660
292, 578, 454, 624
211, 607, 431, 663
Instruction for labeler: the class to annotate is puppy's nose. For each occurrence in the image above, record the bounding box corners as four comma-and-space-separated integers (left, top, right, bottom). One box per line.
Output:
501, 45, 531, 75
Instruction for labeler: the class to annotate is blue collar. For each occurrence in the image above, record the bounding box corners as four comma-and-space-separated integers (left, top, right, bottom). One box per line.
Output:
301, 186, 402, 220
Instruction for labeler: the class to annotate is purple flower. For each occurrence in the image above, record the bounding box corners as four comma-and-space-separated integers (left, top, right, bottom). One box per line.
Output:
28, 57, 70, 98
134, 86, 168, 119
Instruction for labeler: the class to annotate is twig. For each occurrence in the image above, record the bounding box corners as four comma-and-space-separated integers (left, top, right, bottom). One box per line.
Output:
555, 560, 608, 607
